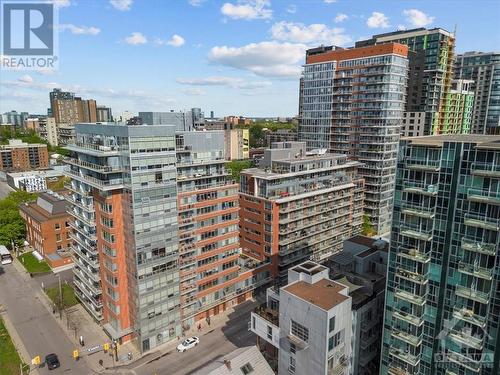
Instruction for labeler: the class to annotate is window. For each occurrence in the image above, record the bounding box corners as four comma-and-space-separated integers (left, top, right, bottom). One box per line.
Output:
252, 316, 255, 330
102, 230, 115, 244
290, 342, 296, 354
100, 202, 112, 213
289, 357, 296, 373
56, 233, 61, 242
240, 363, 254, 374
101, 217, 114, 228
54, 223, 60, 230
290, 320, 308, 342
267, 325, 272, 340
328, 330, 344, 351
329, 316, 335, 332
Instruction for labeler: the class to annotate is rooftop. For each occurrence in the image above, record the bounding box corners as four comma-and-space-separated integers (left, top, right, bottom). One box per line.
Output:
402, 135, 500, 149
283, 278, 349, 311
19, 191, 70, 222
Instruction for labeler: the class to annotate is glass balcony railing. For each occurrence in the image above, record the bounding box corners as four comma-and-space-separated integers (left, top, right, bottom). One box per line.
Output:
388, 366, 412, 375
396, 268, 428, 285
391, 329, 423, 347
394, 288, 426, 306
389, 348, 420, 367
67, 169, 124, 191
65, 157, 124, 174
393, 310, 424, 327
400, 224, 433, 241
447, 350, 482, 372
470, 162, 500, 177
461, 238, 497, 256
405, 158, 440, 172
403, 182, 439, 196
398, 248, 430, 263
467, 188, 500, 205
455, 285, 490, 304
457, 261, 493, 280
401, 204, 435, 219
449, 329, 483, 350
452, 308, 486, 328
463, 213, 500, 232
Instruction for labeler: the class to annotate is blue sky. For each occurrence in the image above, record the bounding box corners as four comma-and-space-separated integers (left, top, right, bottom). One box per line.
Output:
1, 0, 499, 117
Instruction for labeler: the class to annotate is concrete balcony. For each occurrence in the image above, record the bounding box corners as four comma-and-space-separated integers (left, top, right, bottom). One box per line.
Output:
394, 288, 426, 306
391, 329, 422, 347
457, 261, 493, 280
69, 221, 97, 242
400, 224, 433, 242
74, 287, 103, 321
461, 238, 497, 256
455, 285, 490, 304
449, 329, 483, 350
405, 158, 440, 172
403, 182, 439, 196
393, 310, 424, 327
401, 204, 435, 219
64, 182, 92, 196
470, 162, 500, 178
463, 213, 500, 232
72, 245, 99, 269
250, 304, 280, 348
330, 356, 349, 375
467, 188, 500, 205
452, 308, 486, 329
398, 248, 430, 263
396, 268, 428, 285
389, 348, 420, 367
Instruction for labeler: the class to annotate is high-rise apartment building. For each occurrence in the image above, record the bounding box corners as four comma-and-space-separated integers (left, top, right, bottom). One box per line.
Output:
454, 51, 500, 134
357, 28, 458, 136
381, 135, 500, 375
49, 88, 101, 125
239, 142, 364, 285
443, 79, 475, 134
298, 43, 408, 234
224, 128, 250, 160
1, 110, 29, 127
175, 131, 270, 329
66, 123, 181, 352
0, 139, 49, 172
96, 105, 113, 122
250, 261, 353, 375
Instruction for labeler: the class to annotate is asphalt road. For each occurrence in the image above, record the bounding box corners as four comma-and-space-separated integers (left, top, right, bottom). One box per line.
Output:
0, 179, 14, 199
132, 306, 255, 375
0, 265, 91, 375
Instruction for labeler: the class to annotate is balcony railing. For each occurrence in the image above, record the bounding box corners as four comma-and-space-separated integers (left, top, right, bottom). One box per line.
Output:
396, 268, 428, 285
389, 348, 420, 367
67, 142, 121, 154
461, 238, 497, 256
446, 350, 482, 372
452, 308, 486, 328
253, 303, 279, 327
401, 204, 435, 219
400, 224, 433, 242
470, 162, 500, 177
403, 182, 439, 196
455, 285, 490, 304
463, 213, 500, 232
457, 261, 493, 280
391, 329, 422, 347
449, 329, 483, 350
65, 157, 124, 173
67, 169, 124, 190
388, 366, 412, 375
467, 188, 500, 205
405, 158, 440, 172
393, 310, 424, 327
394, 288, 426, 306
398, 248, 430, 263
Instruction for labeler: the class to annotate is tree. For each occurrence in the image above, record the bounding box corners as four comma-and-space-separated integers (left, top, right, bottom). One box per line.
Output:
0, 191, 37, 248
226, 160, 253, 181
361, 214, 376, 236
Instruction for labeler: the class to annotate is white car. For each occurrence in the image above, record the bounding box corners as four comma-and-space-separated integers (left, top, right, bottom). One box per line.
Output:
176, 336, 199, 352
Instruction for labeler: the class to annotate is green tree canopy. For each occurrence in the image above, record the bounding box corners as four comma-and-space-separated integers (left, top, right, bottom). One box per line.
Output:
0, 191, 37, 248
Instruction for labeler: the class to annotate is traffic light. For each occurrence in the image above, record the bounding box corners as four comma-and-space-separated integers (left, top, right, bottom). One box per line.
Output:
73, 350, 79, 359
103, 343, 110, 352
31, 356, 41, 365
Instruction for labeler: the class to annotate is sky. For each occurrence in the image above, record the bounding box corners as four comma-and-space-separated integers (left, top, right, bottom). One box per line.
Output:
1, 0, 499, 118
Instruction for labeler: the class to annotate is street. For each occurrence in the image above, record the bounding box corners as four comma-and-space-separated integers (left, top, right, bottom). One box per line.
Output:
0, 264, 91, 375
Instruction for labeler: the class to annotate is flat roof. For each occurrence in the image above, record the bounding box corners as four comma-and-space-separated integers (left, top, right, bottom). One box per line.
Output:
402, 135, 500, 149
283, 278, 349, 311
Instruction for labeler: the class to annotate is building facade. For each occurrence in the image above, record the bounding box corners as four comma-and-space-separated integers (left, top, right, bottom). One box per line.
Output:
402, 112, 426, 137
138, 111, 194, 132
96, 106, 113, 122
19, 191, 73, 269
298, 43, 408, 234
454, 51, 500, 134
250, 261, 352, 375
66, 123, 181, 352
37, 117, 58, 146
357, 28, 458, 136
0, 139, 49, 172
239, 142, 364, 285
49, 88, 101, 125
442, 79, 475, 135
381, 135, 500, 375
265, 129, 298, 147
224, 128, 250, 160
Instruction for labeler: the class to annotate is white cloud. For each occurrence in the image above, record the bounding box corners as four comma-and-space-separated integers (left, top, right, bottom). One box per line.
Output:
110, 0, 133, 11
49, 0, 71, 8
181, 88, 206, 96
18, 75, 34, 83
367, 12, 390, 28
125, 32, 147, 45
286, 4, 296, 14
221, 0, 272, 20
334, 13, 348, 23
397, 24, 407, 31
270, 21, 351, 45
188, 0, 206, 6
166, 34, 185, 47
59, 24, 101, 35
208, 41, 306, 78
403, 9, 435, 27
177, 76, 272, 89
324, 0, 337, 3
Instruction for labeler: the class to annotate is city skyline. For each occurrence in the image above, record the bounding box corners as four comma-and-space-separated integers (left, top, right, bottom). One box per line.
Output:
1, 0, 499, 117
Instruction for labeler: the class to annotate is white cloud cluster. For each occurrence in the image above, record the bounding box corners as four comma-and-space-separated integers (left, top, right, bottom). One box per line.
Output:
324, 0, 337, 3
177, 76, 271, 89
270, 21, 351, 45
366, 12, 390, 28
334, 13, 348, 23
188, 0, 206, 6
167, 34, 185, 47
181, 88, 206, 96
403, 9, 435, 27
59, 24, 101, 35
286, 4, 296, 14
208, 41, 306, 78
125, 32, 147, 45
221, 0, 272, 20
110, 0, 133, 11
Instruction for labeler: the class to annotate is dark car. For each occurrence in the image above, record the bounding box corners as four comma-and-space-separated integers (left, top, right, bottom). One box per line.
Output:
45, 354, 60, 370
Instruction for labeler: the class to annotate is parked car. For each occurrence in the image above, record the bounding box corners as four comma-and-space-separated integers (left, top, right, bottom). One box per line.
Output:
45, 354, 60, 370
176, 336, 199, 352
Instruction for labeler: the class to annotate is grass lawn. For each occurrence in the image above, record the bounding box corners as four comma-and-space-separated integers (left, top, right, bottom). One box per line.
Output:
45, 284, 79, 309
17, 252, 51, 274
0, 317, 29, 375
